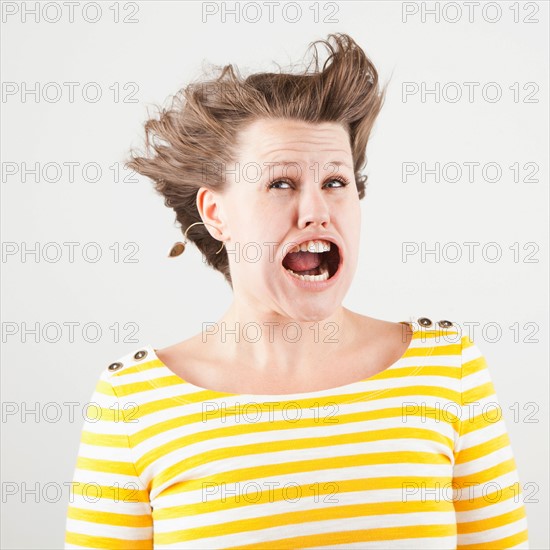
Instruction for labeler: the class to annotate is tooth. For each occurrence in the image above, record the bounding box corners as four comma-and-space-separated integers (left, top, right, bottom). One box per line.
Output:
286, 264, 330, 282
288, 240, 332, 255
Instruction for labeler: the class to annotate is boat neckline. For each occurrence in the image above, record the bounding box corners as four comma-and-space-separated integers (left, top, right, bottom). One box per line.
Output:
139, 322, 427, 400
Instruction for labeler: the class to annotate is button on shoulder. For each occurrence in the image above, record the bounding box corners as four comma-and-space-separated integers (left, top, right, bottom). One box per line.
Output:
413, 316, 455, 330
105, 346, 151, 376
107, 361, 124, 372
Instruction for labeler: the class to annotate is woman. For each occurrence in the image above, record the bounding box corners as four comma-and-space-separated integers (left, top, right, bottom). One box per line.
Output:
64, 34, 529, 549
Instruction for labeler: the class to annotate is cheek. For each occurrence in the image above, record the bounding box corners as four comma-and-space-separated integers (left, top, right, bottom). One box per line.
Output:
337, 197, 360, 226
342, 202, 361, 256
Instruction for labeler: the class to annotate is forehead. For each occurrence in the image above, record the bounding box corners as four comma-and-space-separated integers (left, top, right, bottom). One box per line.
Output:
235, 118, 352, 160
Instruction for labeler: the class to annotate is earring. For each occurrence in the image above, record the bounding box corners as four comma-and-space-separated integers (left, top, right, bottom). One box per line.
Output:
168, 221, 225, 257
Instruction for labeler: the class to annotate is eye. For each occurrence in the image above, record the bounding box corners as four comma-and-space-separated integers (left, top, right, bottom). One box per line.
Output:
325, 176, 350, 188
267, 176, 351, 190
267, 179, 293, 190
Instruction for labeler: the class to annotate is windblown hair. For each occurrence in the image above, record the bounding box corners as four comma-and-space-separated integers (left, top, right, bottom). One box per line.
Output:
126, 33, 387, 287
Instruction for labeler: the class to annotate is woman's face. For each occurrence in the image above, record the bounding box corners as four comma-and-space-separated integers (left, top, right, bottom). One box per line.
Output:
206, 117, 361, 322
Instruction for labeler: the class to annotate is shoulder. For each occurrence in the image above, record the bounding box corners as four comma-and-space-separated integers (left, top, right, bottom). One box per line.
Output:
406, 315, 487, 364
357, 314, 459, 344
353, 311, 456, 332
349, 311, 460, 348
399, 315, 462, 362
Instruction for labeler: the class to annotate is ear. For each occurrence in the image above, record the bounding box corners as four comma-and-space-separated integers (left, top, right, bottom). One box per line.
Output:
196, 187, 226, 240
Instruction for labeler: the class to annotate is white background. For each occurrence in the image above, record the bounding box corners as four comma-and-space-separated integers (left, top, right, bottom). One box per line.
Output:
1, 1, 548, 548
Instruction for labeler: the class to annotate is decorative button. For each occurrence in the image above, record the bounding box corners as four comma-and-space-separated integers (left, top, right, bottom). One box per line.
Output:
108, 362, 123, 371
134, 350, 148, 361
418, 317, 433, 327
437, 320, 453, 328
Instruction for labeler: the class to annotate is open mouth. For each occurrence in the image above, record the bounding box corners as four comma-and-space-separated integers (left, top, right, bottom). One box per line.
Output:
282, 240, 341, 282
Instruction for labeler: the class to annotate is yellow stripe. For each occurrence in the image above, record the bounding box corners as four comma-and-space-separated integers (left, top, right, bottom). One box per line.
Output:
130, 386, 459, 452
224, 524, 456, 549
453, 457, 518, 488
115, 383, 461, 424
79, 405, 119, 424
457, 506, 526, 534
75, 456, 138, 476
130, 403, 461, 452
65, 531, 152, 549
161, 473, 455, 502
143, 426, 454, 489
461, 354, 488, 375
155, 502, 456, 545
67, 505, 152, 527
458, 407, 504, 438
462, 381, 496, 404
112, 378, 176, 397
156, 470, 453, 518
454, 483, 522, 512
457, 528, 528, 549
455, 432, 511, 464
111, 358, 164, 377
80, 431, 129, 447
70, 482, 149, 503
384, 365, 462, 379
95, 379, 116, 396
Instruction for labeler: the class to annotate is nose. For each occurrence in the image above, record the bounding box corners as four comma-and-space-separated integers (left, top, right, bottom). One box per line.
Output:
296, 183, 331, 229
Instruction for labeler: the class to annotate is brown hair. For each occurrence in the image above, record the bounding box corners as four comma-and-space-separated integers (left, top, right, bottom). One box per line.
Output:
126, 33, 387, 288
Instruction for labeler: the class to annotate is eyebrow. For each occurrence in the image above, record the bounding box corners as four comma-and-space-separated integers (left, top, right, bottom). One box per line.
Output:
263, 160, 352, 169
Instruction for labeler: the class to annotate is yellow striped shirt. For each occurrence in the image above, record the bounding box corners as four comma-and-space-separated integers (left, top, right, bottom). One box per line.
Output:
64, 324, 529, 549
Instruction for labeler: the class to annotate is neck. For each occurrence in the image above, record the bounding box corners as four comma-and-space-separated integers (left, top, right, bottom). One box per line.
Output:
203, 302, 359, 376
